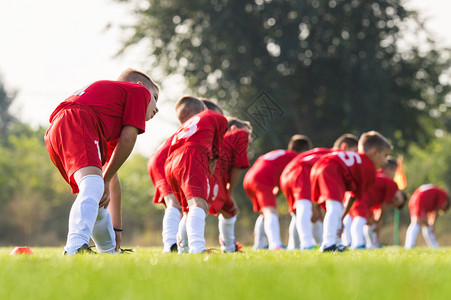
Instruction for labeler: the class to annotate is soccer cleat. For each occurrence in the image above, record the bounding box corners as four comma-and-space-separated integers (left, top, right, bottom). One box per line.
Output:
76, 244, 97, 254
234, 241, 243, 252
170, 243, 178, 252
320, 244, 346, 253
202, 248, 221, 254
353, 244, 366, 250
118, 248, 134, 254
63, 244, 97, 255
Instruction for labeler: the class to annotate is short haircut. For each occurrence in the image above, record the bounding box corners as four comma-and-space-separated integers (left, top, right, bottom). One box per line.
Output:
383, 156, 398, 171
175, 96, 205, 123
117, 68, 159, 92
358, 131, 393, 153
288, 134, 313, 153
227, 117, 252, 131
200, 98, 224, 115
333, 133, 359, 150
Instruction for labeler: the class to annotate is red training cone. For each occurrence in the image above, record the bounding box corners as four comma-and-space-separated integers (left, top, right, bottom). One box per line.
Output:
9, 247, 34, 255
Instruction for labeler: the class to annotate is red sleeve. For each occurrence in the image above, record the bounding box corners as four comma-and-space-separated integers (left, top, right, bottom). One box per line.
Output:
106, 140, 118, 163
212, 113, 228, 158
383, 179, 399, 203
437, 189, 449, 209
122, 86, 151, 134
232, 130, 250, 168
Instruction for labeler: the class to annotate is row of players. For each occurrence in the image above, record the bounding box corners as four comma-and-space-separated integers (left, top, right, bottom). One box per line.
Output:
245, 135, 449, 251
44, 69, 449, 254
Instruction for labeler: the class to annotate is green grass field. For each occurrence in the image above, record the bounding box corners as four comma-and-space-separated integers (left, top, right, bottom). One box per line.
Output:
1, 246, 450, 300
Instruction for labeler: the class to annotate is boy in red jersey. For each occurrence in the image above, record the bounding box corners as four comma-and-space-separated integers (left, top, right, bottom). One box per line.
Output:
208, 118, 252, 252
45, 69, 159, 255
244, 135, 312, 250
165, 96, 228, 254
147, 135, 180, 253
280, 134, 358, 250
342, 157, 406, 249
147, 100, 221, 253
405, 184, 449, 249
310, 131, 392, 252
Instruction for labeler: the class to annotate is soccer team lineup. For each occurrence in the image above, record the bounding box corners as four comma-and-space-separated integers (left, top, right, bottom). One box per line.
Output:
41, 68, 448, 255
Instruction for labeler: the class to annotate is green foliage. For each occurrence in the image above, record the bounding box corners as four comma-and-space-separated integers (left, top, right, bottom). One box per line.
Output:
0, 123, 73, 245
117, 153, 162, 244
0, 76, 17, 141
118, 0, 450, 153
2, 247, 451, 300
403, 134, 451, 196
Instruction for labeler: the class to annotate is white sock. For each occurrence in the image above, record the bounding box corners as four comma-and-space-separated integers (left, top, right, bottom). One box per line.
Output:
91, 207, 115, 253
341, 214, 352, 247
287, 212, 300, 250
64, 175, 104, 255
264, 212, 283, 250
351, 216, 367, 249
322, 200, 343, 249
296, 200, 316, 249
162, 207, 181, 253
363, 224, 373, 248
312, 220, 323, 245
177, 214, 189, 254
186, 207, 206, 254
219, 214, 237, 252
253, 214, 268, 249
422, 226, 439, 248
405, 223, 420, 249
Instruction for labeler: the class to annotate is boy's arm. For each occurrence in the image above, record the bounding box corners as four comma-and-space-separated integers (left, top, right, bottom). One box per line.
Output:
100, 125, 139, 208
210, 157, 218, 176
342, 194, 356, 220
108, 173, 122, 251
228, 167, 242, 193
374, 203, 388, 235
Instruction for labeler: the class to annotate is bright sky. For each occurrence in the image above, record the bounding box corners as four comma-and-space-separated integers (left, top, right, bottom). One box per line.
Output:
0, 0, 450, 155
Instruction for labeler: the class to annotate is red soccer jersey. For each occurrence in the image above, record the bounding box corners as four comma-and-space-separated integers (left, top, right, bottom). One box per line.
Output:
280, 148, 332, 211
45, 80, 151, 193
147, 135, 174, 204
209, 129, 250, 214
409, 184, 449, 218
168, 109, 227, 160
244, 149, 298, 188
49, 80, 151, 141
311, 151, 376, 205
349, 171, 399, 219
165, 109, 228, 211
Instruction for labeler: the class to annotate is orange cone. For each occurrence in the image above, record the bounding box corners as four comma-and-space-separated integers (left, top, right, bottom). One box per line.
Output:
9, 247, 34, 255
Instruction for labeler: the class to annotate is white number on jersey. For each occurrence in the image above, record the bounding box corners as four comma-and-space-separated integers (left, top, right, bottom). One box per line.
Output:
263, 150, 286, 161
172, 116, 201, 145
337, 151, 362, 167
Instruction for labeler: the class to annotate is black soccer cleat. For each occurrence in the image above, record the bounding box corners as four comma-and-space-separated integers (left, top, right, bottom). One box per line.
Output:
170, 243, 178, 253
63, 244, 97, 255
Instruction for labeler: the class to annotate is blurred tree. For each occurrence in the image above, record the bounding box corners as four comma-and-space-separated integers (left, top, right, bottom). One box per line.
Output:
0, 76, 17, 141
117, 0, 450, 153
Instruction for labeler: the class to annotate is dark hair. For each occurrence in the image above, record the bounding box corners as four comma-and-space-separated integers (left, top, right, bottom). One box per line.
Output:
333, 133, 359, 150
288, 134, 313, 153
383, 156, 398, 171
175, 96, 204, 123
200, 98, 224, 115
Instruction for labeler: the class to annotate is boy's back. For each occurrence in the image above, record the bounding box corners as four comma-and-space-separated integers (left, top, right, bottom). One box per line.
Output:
311, 151, 376, 205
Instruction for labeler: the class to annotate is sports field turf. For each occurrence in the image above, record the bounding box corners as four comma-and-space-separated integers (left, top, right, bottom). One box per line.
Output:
1, 246, 450, 299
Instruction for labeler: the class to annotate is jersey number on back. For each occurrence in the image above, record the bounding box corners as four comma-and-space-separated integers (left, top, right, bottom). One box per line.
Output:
263, 150, 286, 161
338, 151, 362, 167
172, 116, 200, 145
